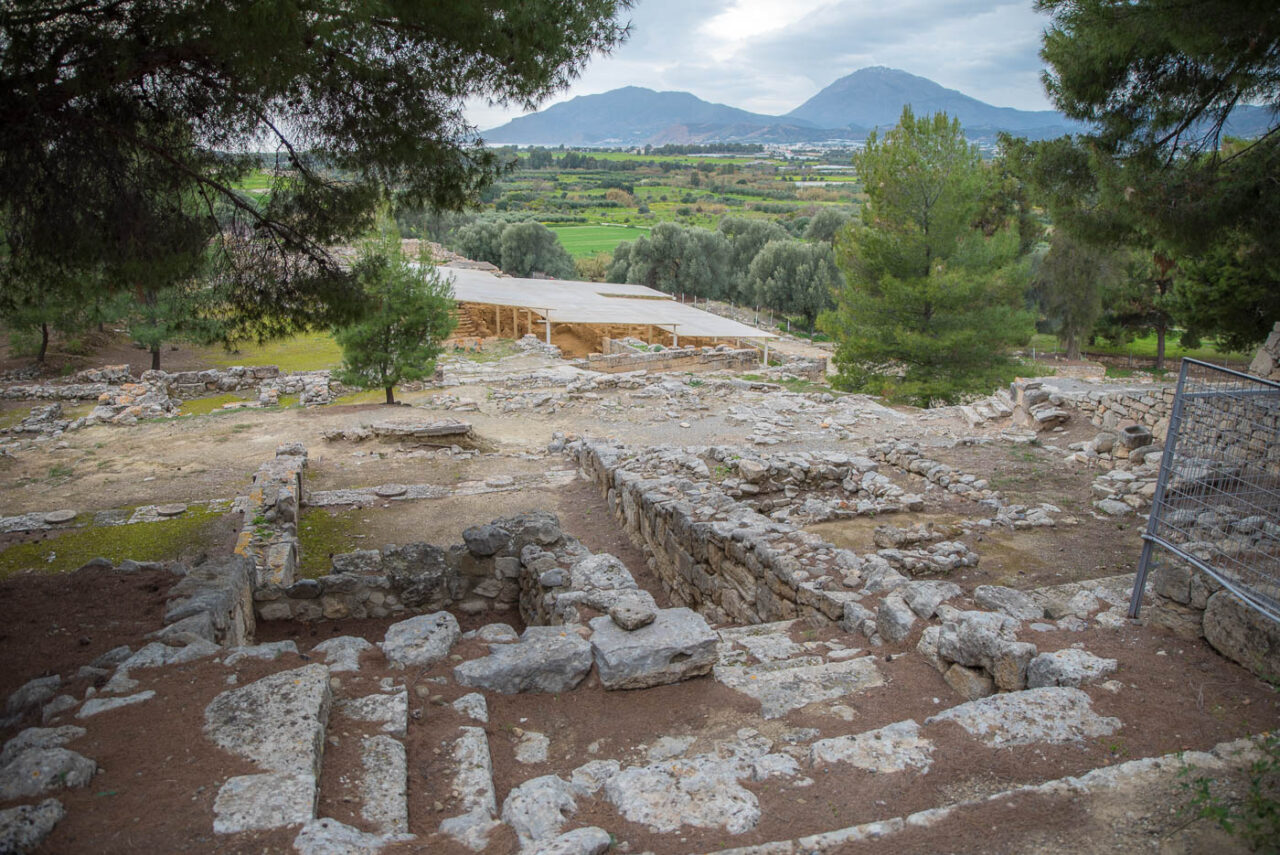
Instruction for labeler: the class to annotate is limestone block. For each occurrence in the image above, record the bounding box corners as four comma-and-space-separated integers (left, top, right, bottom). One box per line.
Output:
589, 607, 718, 690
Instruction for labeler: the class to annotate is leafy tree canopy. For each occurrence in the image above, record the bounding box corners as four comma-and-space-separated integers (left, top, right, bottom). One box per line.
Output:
747, 240, 840, 331
334, 231, 457, 405
822, 107, 1034, 405
0, 0, 629, 337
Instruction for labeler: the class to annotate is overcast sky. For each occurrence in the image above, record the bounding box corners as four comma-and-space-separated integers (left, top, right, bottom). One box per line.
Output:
466, 0, 1056, 131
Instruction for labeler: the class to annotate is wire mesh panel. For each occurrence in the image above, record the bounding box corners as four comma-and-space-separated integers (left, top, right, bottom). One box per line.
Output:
1130, 359, 1280, 622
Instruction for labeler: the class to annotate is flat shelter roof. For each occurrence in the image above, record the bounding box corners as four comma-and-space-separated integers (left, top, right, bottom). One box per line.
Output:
437, 266, 777, 340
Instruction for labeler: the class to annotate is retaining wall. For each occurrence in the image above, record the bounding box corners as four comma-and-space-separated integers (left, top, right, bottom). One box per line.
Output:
583, 344, 762, 374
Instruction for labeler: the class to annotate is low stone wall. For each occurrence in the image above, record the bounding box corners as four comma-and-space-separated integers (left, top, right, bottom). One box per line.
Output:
1148, 564, 1280, 680
582, 344, 762, 375
158, 555, 256, 647
234, 444, 307, 589
1, 364, 343, 408
570, 439, 857, 626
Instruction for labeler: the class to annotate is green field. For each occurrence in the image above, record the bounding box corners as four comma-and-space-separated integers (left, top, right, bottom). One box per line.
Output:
547, 224, 651, 258
1028, 332, 1250, 364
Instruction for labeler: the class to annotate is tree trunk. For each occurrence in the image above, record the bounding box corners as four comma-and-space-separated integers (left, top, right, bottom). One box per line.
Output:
1154, 324, 1166, 372
151, 345, 161, 371
1065, 333, 1081, 361
385, 386, 395, 405
36, 322, 49, 364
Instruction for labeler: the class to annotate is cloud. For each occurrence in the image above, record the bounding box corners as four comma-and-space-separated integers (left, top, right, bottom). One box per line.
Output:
467, 0, 1055, 131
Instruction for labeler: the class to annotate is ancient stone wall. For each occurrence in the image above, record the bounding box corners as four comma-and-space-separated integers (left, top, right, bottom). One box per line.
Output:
582, 345, 761, 375
234, 444, 307, 589
1, 364, 343, 407
570, 440, 855, 627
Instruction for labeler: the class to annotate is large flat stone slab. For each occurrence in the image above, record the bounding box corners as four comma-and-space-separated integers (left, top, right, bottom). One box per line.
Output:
294, 818, 414, 855
204, 663, 332, 777
810, 719, 934, 773
213, 772, 316, 834
454, 627, 592, 694
714, 656, 884, 719
380, 612, 460, 669
589, 607, 717, 690
604, 754, 760, 835
360, 735, 408, 834
926, 686, 1121, 747
0, 747, 96, 800
439, 726, 500, 851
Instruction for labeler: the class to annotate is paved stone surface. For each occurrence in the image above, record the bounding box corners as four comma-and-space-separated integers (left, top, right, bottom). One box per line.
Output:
380, 612, 461, 669
212, 772, 316, 834
360, 735, 408, 834
589, 607, 718, 690
714, 656, 884, 719
454, 627, 592, 694
974, 586, 1045, 621
810, 719, 934, 773
926, 686, 1121, 747
0, 798, 65, 854
604, 753, 761, 835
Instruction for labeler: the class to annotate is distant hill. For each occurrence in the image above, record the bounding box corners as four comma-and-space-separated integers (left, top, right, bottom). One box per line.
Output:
785, 66, 1082, 138
482, 67, 1271, 147
480, 86, 830, 147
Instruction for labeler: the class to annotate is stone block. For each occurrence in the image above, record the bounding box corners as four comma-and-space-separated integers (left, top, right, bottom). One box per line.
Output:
589, 608, 718, 690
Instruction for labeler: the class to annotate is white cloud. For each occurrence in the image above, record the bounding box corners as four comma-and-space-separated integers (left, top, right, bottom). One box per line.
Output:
466, 0, 1055, 131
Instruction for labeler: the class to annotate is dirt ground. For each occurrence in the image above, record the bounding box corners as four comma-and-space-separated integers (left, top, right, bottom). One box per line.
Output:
2, 335, 1277, 854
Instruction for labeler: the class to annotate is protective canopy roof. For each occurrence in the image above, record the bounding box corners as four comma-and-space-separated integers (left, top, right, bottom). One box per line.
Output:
437, 266, 777, 340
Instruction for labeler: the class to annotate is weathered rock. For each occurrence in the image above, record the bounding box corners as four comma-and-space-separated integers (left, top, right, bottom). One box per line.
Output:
589, 608, 717, 690
474, 623, 520, 644
943, 664, 995, 701
439, 727, 499, 851
0, 798, 64, 854
0, 747, 96, 800
0, 726, 85, 768
876, 596, 916, 644
294, 818, 414, 855
223, 641, 298, 666
380, 612, 460, 669
974, 586, 1044, 621
77, 690, 155, 718
1026, 649, 1119, 689
1202, 590, 1280, 680
336, 692, 408, 738
936, 613, 1037, 691
360, 735, 408, 834
213, 772, 316, 833
462, 524, 511, 557
604, 754, 760, 834
311, 636, 373, 672
454, 627, 592, 694
452, 693, 489, 723
515, 731, 551, 764
715, 656, 884, 719
523, 827, 612, 855
204, 664, 331, 778
901, 581, 962, 619
608, 602, 656, 631
5, 676, 61, 718
380, 543, 453, 610
501, 774, 579, 847
810, 719, 934, 773
926, 686, 1121, 747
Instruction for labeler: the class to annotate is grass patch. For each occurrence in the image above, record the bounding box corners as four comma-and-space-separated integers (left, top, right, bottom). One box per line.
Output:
297, 506, 365, 578
546, 223, 651, 258
0, 505, 224, 579
200, 332, 343, 372
1028, 332, 1250, 364
179, 392, 252, 416
332, 388, 390, 406
447, 339, 523, 363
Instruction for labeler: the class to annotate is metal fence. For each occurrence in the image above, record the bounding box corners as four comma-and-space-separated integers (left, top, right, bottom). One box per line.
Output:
1129, 358, 1280, 622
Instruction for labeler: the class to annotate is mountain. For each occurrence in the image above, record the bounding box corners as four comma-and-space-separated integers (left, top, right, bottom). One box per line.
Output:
786, 67, 1083, 138
480, 86, 830, 146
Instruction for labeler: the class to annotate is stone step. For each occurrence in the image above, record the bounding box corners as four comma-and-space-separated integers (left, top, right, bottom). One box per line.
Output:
438, 725, 501, 851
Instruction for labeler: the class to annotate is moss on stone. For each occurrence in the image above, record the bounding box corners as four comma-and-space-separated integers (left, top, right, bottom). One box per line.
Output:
0, 504, 224, 579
